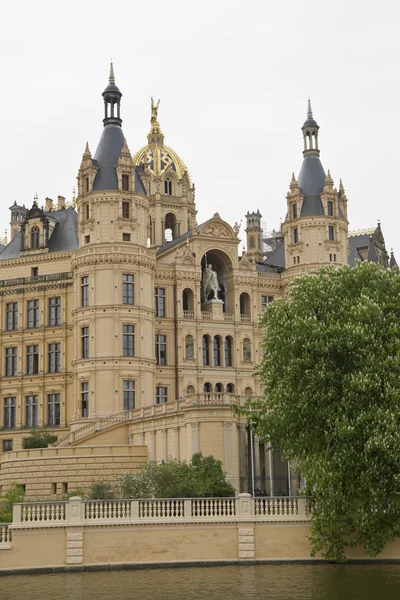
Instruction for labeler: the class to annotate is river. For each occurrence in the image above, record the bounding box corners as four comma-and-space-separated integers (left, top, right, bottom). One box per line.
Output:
1, 564, 399, 599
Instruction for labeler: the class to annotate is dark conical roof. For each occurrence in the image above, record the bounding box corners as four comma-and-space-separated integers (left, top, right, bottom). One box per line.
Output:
298, 156, 326, 216
92, 125, 125, 191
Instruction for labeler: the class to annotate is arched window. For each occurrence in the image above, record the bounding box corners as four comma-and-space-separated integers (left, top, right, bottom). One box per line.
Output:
185, 335, 194, 360
215, 382, 223, 394
213, 336, 221, 367
243, 338, 252, 362
249, 236, 255, 248
226, 383, 235, 394
240, 293, 251, 320
182, 288, 194, 317
164, 178, 172, 195
31, 226, 40, 249
202, 335, 210, 366
224, 336, 233, 367
165, 212, 177, 242
203, 382, 212, 394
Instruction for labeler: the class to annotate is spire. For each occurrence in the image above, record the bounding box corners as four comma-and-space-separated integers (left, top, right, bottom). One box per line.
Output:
148, 97, 164, 144
102, 62, 122, 127
389, 249, 398, 269
307, 97, 313, 118
290, 172, 298, 190
324, 169, 333, 189
109, 61, 115, 84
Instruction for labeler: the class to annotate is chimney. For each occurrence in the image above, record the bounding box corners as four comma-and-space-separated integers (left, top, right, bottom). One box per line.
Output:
57, 195, 65, 210
45, 197, 53, 212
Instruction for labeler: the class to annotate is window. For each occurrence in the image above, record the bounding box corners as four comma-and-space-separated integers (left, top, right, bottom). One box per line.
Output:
6, 302, 18, 331
122, 274, 134, 305
164, 178, 172, 195
224, 337, 232, 367
81, 276, 89, 307
47, 393, 60, 426
122, 200, 130, 217
328, 225, 335, 241
327, 201, 333, 216
48, 342, 61, 373
203, 382, 212, 394
48, 297, 61, 326
4, 397, 16, 429
27, 299, 39, 328
243, 339, 252, 362
84, 235, 90, 244
122, 175, 130, 192
123, 325, 134, 357
85, 177, 89, 193
261, 295, 274, 311
156, 386, 168, 404
25, 395, 38, 428
213, 336, 221, 367
31, 267, 38, 277
5, 347, 17, 377
330, 253, 337, 263
155, 334, 167, 365
26, 345, 39, 374
81, 382, 89, 417
202, 335, 210, 366
30, 226, 40, 249
249, 236, 255, 248
123, 380, 135, 410
122, 233, 131, 242
292, 204, 297, 219
81, 327, 89, 359
85, 203, 90, 220
293, 228, 299, 244
154, 287, 166, 318
3, 440, 13, 452
226, 383, 235, 394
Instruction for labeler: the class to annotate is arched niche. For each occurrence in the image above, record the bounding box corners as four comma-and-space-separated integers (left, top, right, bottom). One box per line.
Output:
164, 212, 178, 242
200, 249, 233, 312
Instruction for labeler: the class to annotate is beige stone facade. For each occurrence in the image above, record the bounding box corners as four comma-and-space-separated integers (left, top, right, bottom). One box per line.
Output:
0, 68, 395, 498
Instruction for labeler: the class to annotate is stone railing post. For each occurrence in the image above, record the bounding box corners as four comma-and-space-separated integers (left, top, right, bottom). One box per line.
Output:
236, 493, 254, 519
297, 497, 307, 517
184, 499, 192, 520
131, 500, 139, 520
12, 503, 22, 525
68, 432, 75, 444
66, 497, 85, 524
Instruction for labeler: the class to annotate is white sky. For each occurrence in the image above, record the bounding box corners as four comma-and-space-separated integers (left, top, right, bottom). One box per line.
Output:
1, 0, 399, 257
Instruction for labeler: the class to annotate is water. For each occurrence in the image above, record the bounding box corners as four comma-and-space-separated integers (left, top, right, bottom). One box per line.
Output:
1, 564, 400, 600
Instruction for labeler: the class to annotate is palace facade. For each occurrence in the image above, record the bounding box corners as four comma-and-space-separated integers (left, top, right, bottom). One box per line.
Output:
0, 67, 396, 498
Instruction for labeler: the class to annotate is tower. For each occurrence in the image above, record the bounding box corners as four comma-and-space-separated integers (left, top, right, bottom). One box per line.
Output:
282, 100, 349, 273
133, 99, 197, 247
72, 64, 155, 424
9, 201, 27, 240
245, 210, 263, 260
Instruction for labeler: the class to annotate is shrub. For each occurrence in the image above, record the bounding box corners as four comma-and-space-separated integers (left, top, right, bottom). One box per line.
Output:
22, 428, 57, 449
0, 484, 25, 523
87, 481, 114, 500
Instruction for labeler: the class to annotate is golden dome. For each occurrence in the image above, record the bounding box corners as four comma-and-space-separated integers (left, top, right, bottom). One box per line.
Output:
133, 98, 191, 184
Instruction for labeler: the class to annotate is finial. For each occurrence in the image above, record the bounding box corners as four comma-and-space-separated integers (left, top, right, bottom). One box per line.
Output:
148, 97, 164, 143
72, 187, 76, 209
109, 61, 115, 84
3, 229, 7, 245
290, 172, 298, 188
34, 193, 38, 204
307, 97, 313, 118
391, 247, 394, 255
339, 178, 344, 192
84, 141, 91, 156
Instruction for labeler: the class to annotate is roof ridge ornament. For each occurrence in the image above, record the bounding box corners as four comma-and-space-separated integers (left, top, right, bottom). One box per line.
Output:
109, 60, 115, 84
307, 96, 313, 118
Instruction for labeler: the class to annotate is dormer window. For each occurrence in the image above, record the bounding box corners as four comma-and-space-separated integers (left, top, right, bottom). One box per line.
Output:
292, 203, 298, 219
327, 201, 333, 216
122, 174, 129, 191
164, 178, 172, 195
293, 227, 299, 244
31, 226, 40, 249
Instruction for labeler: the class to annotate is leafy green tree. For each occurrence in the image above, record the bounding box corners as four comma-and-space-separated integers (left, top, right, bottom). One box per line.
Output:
248, 261, 400, 561
22, 428, 57, 449
88, 481, 114, 500
0, 484, 25, 523
119, 453, 235, 499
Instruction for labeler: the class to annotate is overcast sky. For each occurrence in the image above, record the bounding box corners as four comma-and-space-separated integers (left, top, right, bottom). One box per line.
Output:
1, 0, 399, 258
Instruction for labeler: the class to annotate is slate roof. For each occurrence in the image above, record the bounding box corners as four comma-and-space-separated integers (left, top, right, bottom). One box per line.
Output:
348, 234, 370, 267
298, 156, 326, 216
92, 124, 125, 191
263, 241, 286, 269
0, 207, 78, 260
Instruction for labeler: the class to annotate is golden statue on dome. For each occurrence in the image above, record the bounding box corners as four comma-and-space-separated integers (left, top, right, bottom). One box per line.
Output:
151, 97, 160, 124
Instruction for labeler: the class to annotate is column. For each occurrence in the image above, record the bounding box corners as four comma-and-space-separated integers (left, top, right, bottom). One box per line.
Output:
254, 436, 261, 492
162, 429, 167, 462
191, 422, 199, 455
265, 442, 274, 496
173, 427, 179, 460
224, 422, 233, 479
238, 423, 248, 493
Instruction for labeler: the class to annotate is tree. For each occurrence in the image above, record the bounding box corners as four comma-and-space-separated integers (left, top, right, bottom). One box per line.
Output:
0, 484, 25, 523
119, 453, 235, 499
248, 261, 400, 561
22, 428, 57, 449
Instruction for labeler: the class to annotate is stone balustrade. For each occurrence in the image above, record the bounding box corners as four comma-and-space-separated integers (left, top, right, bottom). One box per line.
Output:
0, 524, 12, 548
10, 495, 309, 530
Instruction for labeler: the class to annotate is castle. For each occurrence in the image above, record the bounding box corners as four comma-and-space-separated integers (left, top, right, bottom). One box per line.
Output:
0, 65, 396, 498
